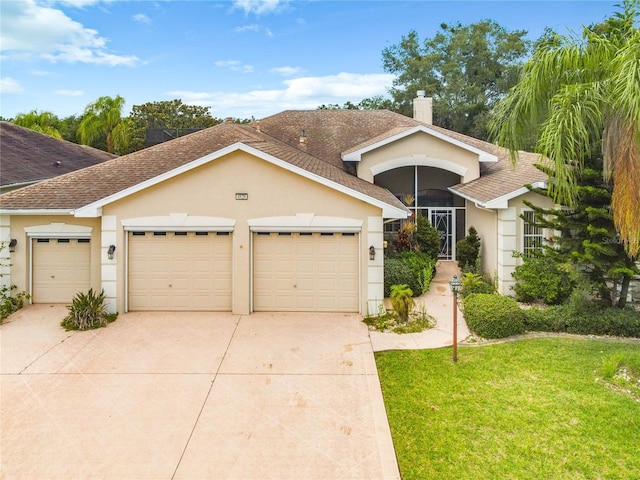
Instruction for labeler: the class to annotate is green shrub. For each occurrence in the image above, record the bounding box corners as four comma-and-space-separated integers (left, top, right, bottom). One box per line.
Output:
415, 214, 440, 259
390, 284, 415, 323
456, 227, 481, 273
0, 284, 30, 322
512, 253, 576, 305
397, 251, 436, 294
463, 293, 525, 339
460, 272, 495, 298
384, 258, 418, 297
61, 288, 116, 331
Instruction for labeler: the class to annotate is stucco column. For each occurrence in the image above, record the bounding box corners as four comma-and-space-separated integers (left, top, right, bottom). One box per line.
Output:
101, 215, 117, 313
497, 208, 518, 295
233, 222, 251, 315
367, 216, 384, 315
0, 215, 11, 290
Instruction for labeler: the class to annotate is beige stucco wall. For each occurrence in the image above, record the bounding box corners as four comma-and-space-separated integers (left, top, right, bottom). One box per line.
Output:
103, 151, 381, 314
465, 201, 498, 279
6, 215, 102, 298
356, 131, 481, 183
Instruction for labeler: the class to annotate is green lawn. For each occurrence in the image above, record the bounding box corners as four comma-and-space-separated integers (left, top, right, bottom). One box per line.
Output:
376, 338, 640, 479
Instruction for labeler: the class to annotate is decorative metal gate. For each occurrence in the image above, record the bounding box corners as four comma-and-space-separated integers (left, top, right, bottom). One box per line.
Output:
430, 209, 454, 260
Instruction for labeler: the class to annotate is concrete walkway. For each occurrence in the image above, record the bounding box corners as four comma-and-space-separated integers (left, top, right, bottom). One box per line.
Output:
369, 261, 470, 352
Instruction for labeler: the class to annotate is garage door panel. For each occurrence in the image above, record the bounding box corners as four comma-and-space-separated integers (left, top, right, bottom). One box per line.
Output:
128, 232, 231, 311
32, 238, 92, 304
253, 232, 358, 312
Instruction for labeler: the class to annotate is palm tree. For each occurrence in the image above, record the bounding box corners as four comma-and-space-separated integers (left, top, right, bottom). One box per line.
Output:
490, 0, 640, 258
78, 95, 130, 154
13, 110, 62, 138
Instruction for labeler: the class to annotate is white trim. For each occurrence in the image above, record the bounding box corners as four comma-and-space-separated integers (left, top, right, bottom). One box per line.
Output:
450, 181, 548, 210
121, 214, 236, 232
370, 155, 469, 178
342, 125, 498, 163
70, 142, 407, 219
248, 213, 363, 233
24, 223, 92, 238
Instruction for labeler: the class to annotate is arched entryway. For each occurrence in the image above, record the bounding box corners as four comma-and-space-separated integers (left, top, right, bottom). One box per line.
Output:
374, 166, 466, 260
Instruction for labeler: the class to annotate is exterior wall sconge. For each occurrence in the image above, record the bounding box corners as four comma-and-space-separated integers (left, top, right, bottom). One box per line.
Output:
369, 245, 376, 260
9, 239, 17, 253
107, 245, 116, 260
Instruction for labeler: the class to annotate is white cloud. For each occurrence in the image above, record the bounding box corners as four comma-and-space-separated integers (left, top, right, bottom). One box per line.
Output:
0, 0, 139, 66
167, 72, 394, 119
132, 13, 151, 24
214, 60, 255, 74
54, 89, 83, 96
232, 0, 290, 15
0, 77, 24, 93
270, 66, 305, 77
235, 24, 260, 33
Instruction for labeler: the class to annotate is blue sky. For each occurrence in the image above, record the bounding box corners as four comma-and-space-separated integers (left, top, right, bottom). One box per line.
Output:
0, 0, 618, 121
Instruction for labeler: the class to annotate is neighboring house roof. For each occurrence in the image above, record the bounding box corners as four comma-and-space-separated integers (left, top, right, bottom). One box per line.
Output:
0, 121, 407, 217
0, 121, 115, 189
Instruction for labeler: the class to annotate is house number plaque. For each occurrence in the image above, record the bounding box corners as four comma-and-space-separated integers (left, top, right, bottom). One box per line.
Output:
235, 193, 248, 200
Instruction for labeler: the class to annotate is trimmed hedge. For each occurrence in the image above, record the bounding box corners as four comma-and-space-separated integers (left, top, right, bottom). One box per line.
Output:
384, 252, 436, 297
524, 304, 640, 338
463, 293, 525, 339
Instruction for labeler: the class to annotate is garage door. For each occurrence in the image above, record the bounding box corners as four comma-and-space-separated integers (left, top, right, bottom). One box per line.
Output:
32, 238, 91, 303
253, 232, 359, 312
128, 231, 232, 311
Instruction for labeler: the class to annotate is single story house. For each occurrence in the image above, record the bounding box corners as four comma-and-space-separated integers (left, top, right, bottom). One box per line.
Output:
0, 121, 116, 193
0, 93, 552, 315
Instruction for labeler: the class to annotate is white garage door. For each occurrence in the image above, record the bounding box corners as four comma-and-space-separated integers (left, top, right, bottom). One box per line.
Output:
32, 238, 91, 303
128, 231, 232, 311
253, 232, 359, 312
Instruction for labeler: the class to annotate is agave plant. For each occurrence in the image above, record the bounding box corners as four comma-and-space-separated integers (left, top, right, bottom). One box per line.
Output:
61, 288, 109, 331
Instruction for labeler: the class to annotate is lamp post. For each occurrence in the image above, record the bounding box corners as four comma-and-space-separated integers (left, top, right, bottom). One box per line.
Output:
449, 274, 462, 363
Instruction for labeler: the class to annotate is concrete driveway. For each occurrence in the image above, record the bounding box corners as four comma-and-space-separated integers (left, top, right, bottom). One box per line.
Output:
0, 305, 400, 480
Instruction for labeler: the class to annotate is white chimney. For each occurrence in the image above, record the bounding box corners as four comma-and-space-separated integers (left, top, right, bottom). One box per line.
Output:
413, 90, 433, 125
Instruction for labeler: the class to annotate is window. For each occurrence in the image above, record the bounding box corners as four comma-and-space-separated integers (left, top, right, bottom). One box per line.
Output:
523, 211, 543, 256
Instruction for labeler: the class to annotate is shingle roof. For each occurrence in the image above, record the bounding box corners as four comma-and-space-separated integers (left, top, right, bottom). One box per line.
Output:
0, 122, 115, 188
0, 121, 406, 213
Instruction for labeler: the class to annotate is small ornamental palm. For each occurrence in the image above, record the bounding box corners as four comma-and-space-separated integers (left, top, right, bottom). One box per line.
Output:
390, 284, 415, 323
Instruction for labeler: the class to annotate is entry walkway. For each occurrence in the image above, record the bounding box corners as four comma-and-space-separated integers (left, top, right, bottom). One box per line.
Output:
369, 261, 470, 352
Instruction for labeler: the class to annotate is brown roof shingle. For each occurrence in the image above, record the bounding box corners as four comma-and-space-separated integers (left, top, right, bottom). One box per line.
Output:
0, 122, 115, 188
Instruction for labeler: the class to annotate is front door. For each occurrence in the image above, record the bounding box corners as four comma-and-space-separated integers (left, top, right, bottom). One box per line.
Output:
430, 209, 455, 260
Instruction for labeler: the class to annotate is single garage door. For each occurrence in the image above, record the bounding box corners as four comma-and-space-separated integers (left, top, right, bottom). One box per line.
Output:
128, 231, 232, 311
32, 237, 91, 303
253, 232, 359, 312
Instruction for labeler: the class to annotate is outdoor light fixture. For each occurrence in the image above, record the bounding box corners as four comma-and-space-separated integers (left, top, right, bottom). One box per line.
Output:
8, 239, 17, 253
369, 245, 376, 261
449, 274, 462, 363
107, 245, 116, 260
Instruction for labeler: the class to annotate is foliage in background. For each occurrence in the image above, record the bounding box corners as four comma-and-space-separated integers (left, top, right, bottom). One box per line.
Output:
522, 162, 639, 307
463, 293, 525, 338
490, 0, 640, 257
61, 288, 116, 331
12, 110, 62, 138
512, 251, 577, 305
460, 272, 495, 298
78, 95, 130, 154
389, 284, 415, 323
456, 226, 481, 273
382, 20, 531, 139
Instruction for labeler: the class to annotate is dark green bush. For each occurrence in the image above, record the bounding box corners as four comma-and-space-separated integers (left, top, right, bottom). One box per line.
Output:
463, 293, 525, 339
61, 288, 116, 331
415, 214, 440, 260
524, 303, 640, 338
0, 284, 30, 322
384, 258, 419, 297
512, 253, 576, 305
456, 227, 481, 273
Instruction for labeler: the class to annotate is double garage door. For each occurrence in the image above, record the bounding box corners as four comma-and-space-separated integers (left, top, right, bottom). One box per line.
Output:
127, 230, 359, 312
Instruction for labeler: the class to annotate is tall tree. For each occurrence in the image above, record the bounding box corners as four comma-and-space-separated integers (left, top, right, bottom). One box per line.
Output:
128, 99, 221, 151
490, 0, 640, 258
12, 110, 62, 138
382, 21, 530, 139
78, 95, 129, 154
